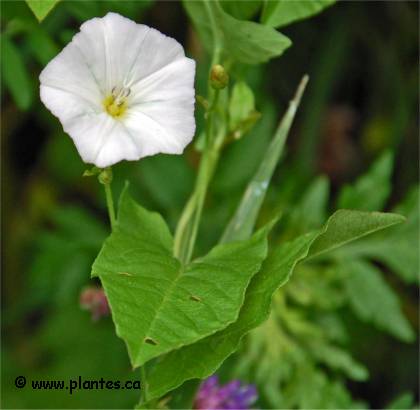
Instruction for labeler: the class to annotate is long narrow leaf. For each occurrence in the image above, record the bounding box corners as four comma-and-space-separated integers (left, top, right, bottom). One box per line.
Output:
220, 75, 308, 243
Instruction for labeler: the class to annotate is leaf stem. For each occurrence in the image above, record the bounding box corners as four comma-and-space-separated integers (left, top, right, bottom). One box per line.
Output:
100, 168, 116, 229
140, 365, 148, 404
174, 87, 223, 264
104, 183, 116, 229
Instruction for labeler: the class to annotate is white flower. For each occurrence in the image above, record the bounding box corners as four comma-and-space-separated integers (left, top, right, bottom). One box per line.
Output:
40, 12, 196, 168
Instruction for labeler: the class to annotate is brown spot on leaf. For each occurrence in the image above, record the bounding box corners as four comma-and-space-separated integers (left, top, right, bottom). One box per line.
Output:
190, 295, 201, 302
118, 272, 133, 277
144, 337, 158, 345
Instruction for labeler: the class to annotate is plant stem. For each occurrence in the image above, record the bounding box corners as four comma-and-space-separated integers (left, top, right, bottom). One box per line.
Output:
140, 365, 148, 404
103, 179, 116, 229
174, 88, 224, 264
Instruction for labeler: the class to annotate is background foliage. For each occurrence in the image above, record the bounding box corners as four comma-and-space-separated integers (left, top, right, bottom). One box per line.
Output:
1, 1, 418, 409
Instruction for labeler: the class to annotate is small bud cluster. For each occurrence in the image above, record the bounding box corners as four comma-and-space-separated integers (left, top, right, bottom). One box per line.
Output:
210, 64, 229, 90
80, 286, 110, 321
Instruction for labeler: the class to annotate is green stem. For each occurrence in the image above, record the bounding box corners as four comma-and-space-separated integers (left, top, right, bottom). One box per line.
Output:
103, 180, 116, 229
140, 365, 148, 404
174, 88, 223, 264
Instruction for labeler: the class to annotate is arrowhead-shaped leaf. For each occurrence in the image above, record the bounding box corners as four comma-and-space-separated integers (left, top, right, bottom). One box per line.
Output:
26, 0, 59, 21
307, 210, 405, 259
145, 210, 405, 400
92, 188, 272, 368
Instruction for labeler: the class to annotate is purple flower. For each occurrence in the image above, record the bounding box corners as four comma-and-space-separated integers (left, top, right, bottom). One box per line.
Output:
194, 376, 258, 409
80, 286, 110, 321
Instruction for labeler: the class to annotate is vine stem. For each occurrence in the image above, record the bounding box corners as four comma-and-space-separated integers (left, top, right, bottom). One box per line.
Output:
103, 181, 116, 229
174, 87, 223, 265
140, 365, 148, 405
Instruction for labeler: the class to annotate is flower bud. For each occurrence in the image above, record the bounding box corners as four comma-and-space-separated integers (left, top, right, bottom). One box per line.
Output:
210, 64, 229, 90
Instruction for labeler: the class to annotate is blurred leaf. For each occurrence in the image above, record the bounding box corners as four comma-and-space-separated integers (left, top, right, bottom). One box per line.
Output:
44, 133, 85, 184
337, 151, 393, 211
3, 304, 140, 408
309, 343, 368, 381
183, 0, 291, 64
92, 188, 272, 368
295, 22, 349, 174
63, 0, 153, 22
289, 176, 329, 232
221, 75, 308, 243
0, 35, 32, 110
283, 365, 366, 409
26, 25, 59, 65
220, 0, 262, 20
261, 0, 336, 28
344, 260, 415, 342
308, 210, 405, 259
26, 0, 59, 21
229, 81, 255, 131
138, 155, 194, 212
387, 393, 415, 409
287, 265, 345, 310
28, 206, 107, 308
63, 0, 99, 21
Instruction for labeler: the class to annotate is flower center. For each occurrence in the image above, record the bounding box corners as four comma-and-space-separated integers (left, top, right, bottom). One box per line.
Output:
103, 87, 130, 118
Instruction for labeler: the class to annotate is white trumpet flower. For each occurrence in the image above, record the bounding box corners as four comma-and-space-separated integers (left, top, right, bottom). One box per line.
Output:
40, 12, 196, 168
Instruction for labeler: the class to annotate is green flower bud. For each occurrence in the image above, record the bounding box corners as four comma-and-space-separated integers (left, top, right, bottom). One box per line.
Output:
98, 167, 113, 185
210, 64, 229, 90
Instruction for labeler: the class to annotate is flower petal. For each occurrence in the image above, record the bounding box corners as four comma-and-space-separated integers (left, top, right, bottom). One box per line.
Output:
63, 113, 140, 167
39, 12, 196, 166
124, 58, 196, 157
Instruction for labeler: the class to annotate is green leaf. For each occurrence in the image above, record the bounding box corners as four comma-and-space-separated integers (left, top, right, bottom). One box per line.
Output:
343, 260, 414, 342
146, 231, 320, 400
220, 0, 261, 20
221, 75, 309, 243
261, 0, 336, 28
307, 210, 405, 259
26, 0, 59, 21
183, 0, 291, 64
92, 188, 272, 368
229, 81, 255, 132
0, 35, 32, 110
145, 209, 406, 399
337, 151, 393, 211
327, 187, 418, 283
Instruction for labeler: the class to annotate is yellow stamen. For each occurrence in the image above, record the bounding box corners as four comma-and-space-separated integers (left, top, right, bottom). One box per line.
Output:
103, 95, 127, 118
